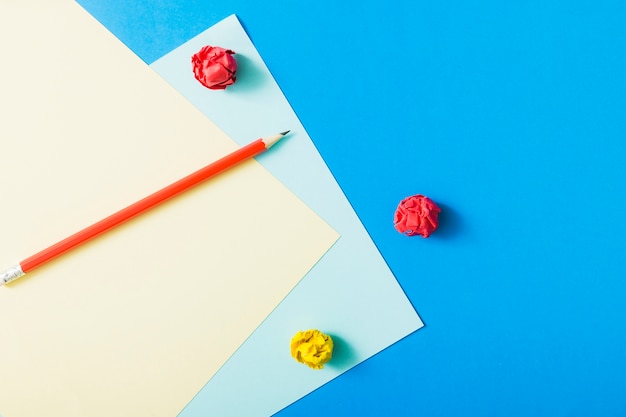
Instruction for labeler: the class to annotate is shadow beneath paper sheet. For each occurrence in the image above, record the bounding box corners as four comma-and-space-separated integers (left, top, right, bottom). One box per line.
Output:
433, 203, 463, 239
327, 334, 357, 369
228, 54, 266, 93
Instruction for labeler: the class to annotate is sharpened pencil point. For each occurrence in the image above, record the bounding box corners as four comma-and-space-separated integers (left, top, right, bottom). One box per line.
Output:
263, 132, 289, 148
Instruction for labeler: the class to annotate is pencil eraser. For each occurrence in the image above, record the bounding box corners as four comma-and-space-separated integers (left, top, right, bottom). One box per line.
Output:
290, 329, 334, 370
191, 45, 237, 90
394, 194, 441, 237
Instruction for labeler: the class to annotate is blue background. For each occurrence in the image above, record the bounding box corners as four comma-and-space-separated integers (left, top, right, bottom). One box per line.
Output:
79, 1, 626, 415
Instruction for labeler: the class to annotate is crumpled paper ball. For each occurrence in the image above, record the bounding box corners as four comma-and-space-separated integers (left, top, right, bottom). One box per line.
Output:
191, 45, 237, 90
394, 194, 441, 237
290, 329, 334, 370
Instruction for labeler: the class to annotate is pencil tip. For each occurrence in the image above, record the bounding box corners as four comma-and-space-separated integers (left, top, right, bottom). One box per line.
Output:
263, 131, 290, 148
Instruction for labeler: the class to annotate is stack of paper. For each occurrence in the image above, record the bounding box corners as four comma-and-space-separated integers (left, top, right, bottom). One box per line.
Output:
1, 2, 423, 416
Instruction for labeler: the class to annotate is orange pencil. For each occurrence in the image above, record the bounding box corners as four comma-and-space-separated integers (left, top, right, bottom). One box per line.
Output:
0, 131, 289, 285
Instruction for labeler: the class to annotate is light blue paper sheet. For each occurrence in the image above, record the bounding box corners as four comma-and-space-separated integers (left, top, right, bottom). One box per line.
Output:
151, 15, 423, 417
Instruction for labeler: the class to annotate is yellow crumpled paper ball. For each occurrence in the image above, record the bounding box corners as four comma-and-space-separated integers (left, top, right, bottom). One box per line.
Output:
290, 329, 334, 370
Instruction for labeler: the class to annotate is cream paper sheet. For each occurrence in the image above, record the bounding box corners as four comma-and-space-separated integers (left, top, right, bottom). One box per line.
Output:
0, 2, 338, 417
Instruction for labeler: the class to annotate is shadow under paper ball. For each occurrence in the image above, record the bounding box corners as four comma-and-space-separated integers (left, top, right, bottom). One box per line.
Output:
433, 203, 464, 239
228, 54, 266, 93
327, 334, 357, 369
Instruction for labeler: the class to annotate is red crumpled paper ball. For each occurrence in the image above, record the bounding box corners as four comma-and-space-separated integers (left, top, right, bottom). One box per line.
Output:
191, 45, 237, 90
394, 194, 441, 238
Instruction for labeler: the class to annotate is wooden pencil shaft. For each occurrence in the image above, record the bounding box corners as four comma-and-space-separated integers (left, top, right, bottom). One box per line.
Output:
20, 138, 268, 273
